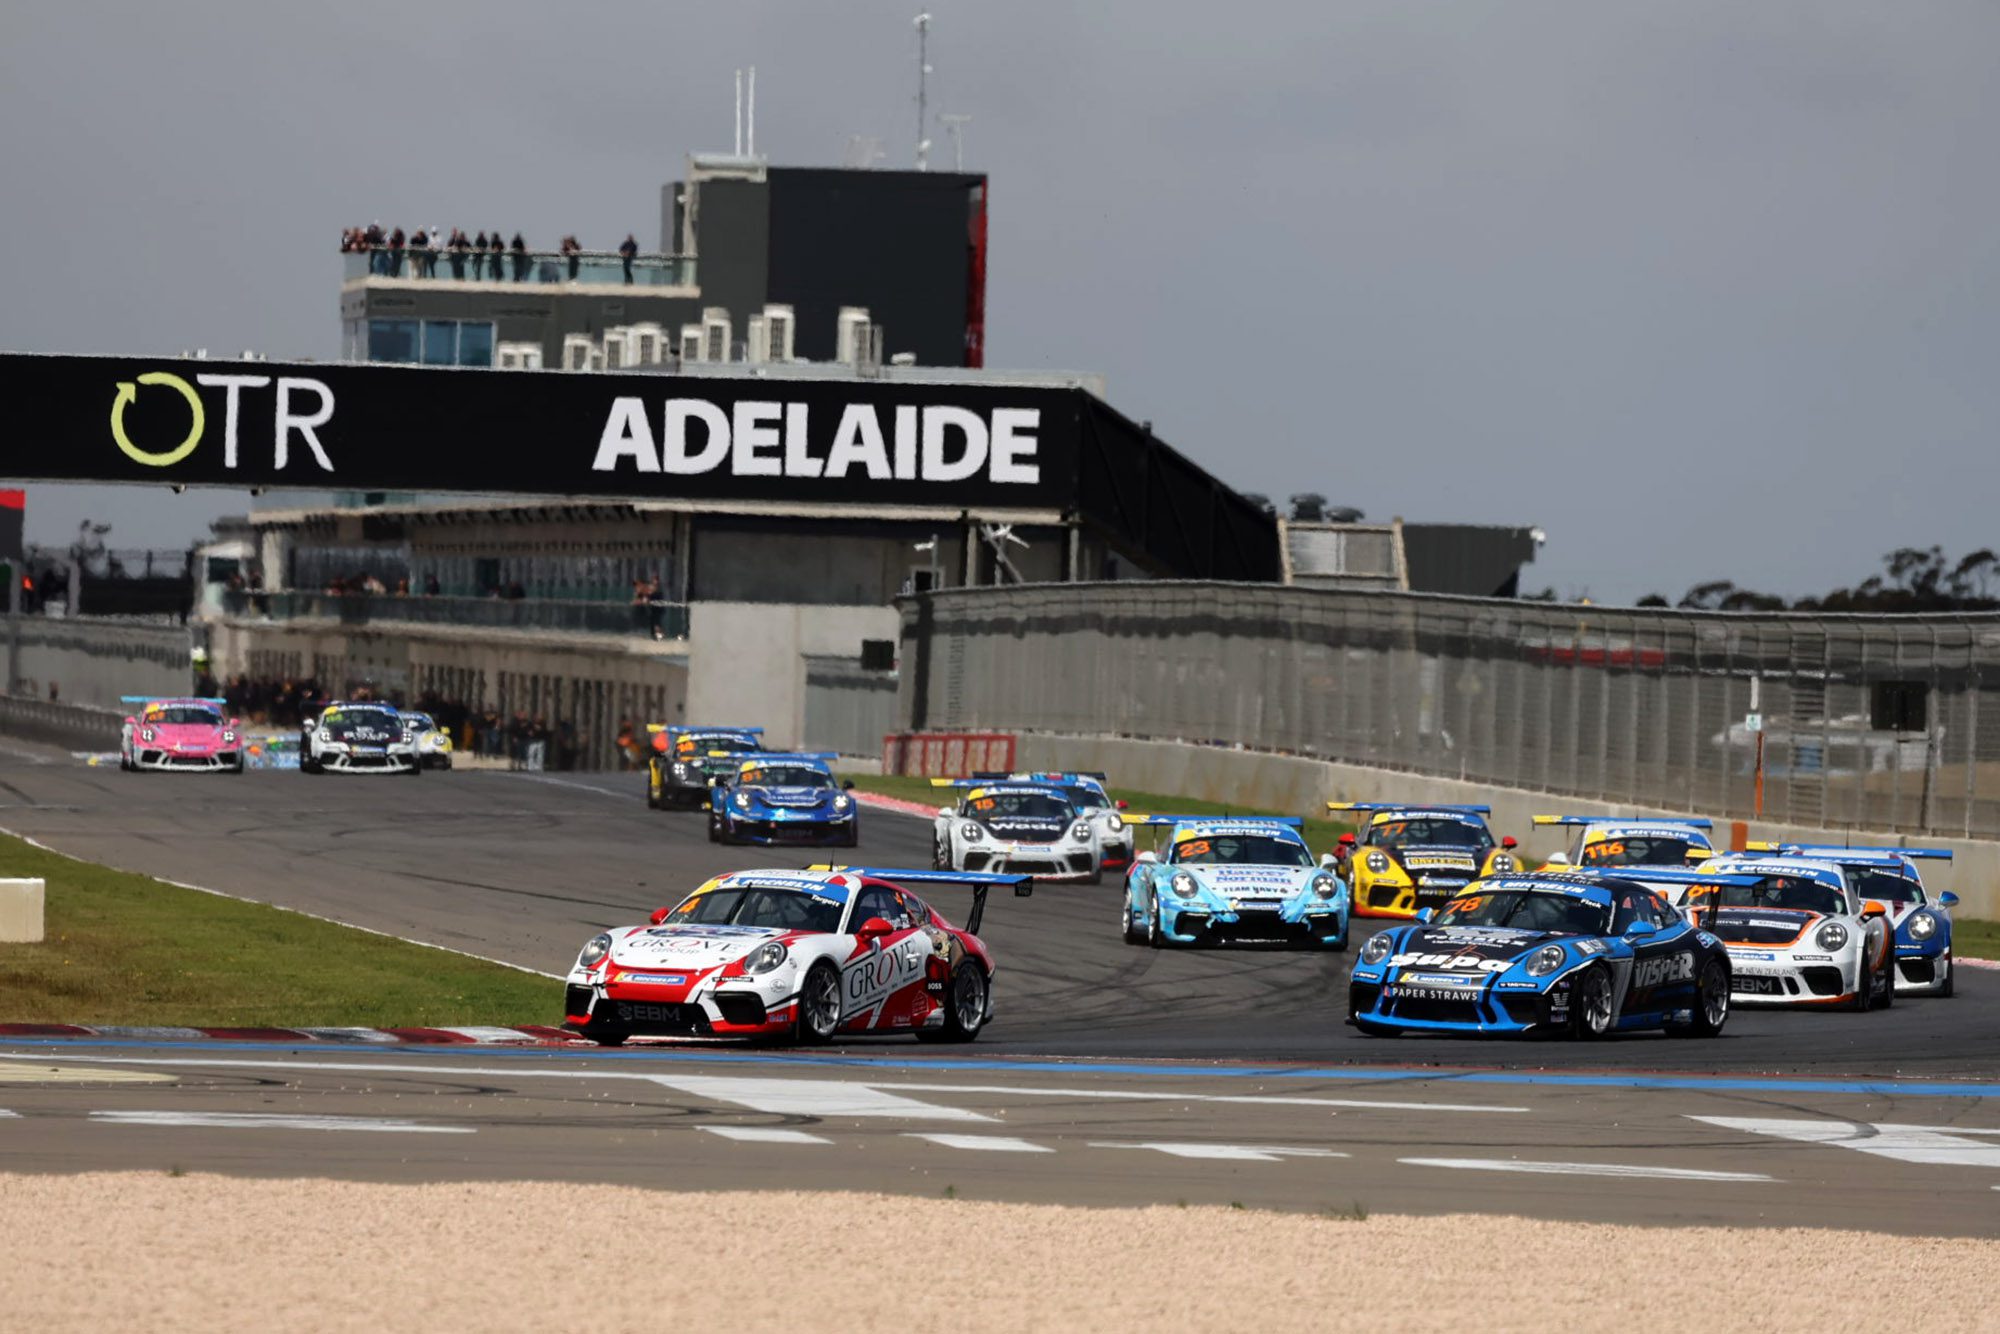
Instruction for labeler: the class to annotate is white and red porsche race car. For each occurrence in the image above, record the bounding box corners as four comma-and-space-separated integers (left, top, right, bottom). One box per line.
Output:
563, 866, 1024, 1046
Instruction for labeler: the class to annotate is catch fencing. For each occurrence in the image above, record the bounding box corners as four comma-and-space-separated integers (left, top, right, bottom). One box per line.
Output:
897, 583, 2000, 838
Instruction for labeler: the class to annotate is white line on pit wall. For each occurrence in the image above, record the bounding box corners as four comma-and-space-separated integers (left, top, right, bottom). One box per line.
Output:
905, 1133, 1052, 1153
1690, 1116, 2000, 1168
701, 1126, 832, 1145
1088, 1142, 1348, 1163
1399, 1157, 1772, 1182
88, 1111, 473, 1134
648, 1074, 995, 1123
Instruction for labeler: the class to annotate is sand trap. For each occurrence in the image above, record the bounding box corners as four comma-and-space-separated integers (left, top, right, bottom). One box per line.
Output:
2, 1173, 1993, 1332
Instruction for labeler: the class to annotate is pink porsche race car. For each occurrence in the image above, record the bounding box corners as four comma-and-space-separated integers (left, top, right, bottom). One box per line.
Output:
119, 696, 245, 773
563, 866, 1024, 1046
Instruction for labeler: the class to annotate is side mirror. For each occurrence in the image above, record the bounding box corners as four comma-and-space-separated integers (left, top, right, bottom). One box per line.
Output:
842, 779, 856, 790
1135, 850, 1158, 864
857, 915, 894, 940
1319, 852, 1339, 869
937, 805, 956, 819
1501, 836, 1518, 850
1940, 891, 1960, 909
648, 907, 671, 925
1545, 852, 1571, 867
1624, 919, 1659, 939
1862, 900, 1888, 919
1414, 907, 1437, 924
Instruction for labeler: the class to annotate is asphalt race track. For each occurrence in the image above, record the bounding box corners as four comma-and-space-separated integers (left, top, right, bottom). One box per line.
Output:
0, 745, 1993, 1076
7, 743, 2000, 1233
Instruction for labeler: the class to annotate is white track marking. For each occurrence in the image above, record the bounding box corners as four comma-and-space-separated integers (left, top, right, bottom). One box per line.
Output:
649, 1074, 993, 1123
0, 1110, 17, 1118
1691, 1116, 2000, 1169
490, 773, 628, 799
887, 1081, 1526, 1115
1400, 1157, 1772, 1182
88, 1110, 472, 1134
905, 1133, 1052, 1153
1089, 1142, 1347, 1162
0, 1062, 176, 1084
701, 1126, 832, 1145
289, 1028, 404, 1044
438, 1027, 547, 1044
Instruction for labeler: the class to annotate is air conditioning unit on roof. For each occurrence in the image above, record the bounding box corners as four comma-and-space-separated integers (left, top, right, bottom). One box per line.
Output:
496, 341, 543, 370
763, 304, 795, 362
601, 326, 634, 370
836, 307, 872, 367
701, 306, 732, 363
628, 322, 666, 364
746, 313, 771, 363
679, 324, 706, 362
560, 333, 596, 371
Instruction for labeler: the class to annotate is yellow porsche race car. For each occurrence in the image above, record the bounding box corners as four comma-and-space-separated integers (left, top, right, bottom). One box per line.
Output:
1326, 802, 1522, 919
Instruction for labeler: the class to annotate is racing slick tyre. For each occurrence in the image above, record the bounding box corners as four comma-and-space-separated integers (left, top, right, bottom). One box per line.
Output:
793, 961, 841, 1045
646, 764, 665, 810
1942, 955, 1954, 998
1874, 948, 1894, 1010
1570, 964, 1615, 1039
579, 1023, 629, 1047
915, 962, 988, 1043
1145, 897, 1168, 949
931, 837, 949, 871
1666, 956, 1730, 1038
1122, 895, 1145, 945
1849, 959, 1876, 1012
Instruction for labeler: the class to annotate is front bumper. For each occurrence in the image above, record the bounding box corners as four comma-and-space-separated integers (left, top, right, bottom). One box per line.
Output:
1350, 873, 1473, 919
131, 749, 240, 771
720, 813, 856, 845
963, 843, 1096, 880
316, 747, 418, 772
1347, 974, 1558, 1035
1724, 947, 1859, 1005
1894, 945, 1950, 994
1160, 901, 1348, 945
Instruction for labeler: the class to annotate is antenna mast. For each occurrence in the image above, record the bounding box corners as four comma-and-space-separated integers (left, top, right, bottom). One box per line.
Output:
914, 12, 932, 170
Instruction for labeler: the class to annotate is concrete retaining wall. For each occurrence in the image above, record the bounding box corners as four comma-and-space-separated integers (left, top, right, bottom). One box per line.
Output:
7, 617, 190, 709
0, 697, 126, 752
686, 604, 899, 750
1014, 733, 2000, 918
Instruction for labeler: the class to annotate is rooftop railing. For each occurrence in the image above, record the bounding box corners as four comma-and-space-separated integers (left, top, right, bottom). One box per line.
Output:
221, 589, 688, 640
341, 248, 696, 289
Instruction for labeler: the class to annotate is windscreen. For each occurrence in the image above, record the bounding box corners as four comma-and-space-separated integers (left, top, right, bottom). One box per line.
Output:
1170, 834, 1313, 867
322, 709, 399, 736
1846, 868, 1924, 906
665, 887, 843, 933
739, 765, 833, 788
1061, 785, 1108, 810
1435, 890, 1610, 936
1709, 876, 1848, 917
1580, 836, 1696, 867
968, 792, 1075, 822
1369, 817, 1492, 850
147, 706, 222, 727
678, 733, 759, 756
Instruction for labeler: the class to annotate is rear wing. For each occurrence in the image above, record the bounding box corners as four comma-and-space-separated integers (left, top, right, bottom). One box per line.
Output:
969, 770, 1109, 783
121, 695, 227, 707
1122, 813, 1303, 829
733, 751, 839, 765
646, 723, 764, 737
1570, 866, 1765, 910
805, 865, 1033, 934
1532, 814, 1713, 830
1746, 842, 1954, 863
1328, 801, 1491, 815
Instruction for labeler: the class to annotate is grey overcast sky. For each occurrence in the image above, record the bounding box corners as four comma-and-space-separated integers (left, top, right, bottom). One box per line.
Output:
2, 1, 1994, 602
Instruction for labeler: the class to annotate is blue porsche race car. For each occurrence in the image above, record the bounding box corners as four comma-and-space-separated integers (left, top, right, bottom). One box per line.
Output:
1121, 816, 1349, 949
706, 752, 859, 847
1747, 843, 1960, 996
1347, 871, 1738, 1038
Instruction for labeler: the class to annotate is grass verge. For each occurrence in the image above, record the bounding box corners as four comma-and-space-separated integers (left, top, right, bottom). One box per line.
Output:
844, 773, 1355, 852
0, 833, 560, 1027
1953, 917, 2000, 961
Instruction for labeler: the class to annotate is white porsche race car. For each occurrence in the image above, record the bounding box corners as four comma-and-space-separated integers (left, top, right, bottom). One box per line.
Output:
1680, 855, 1895, 1009
932, 780, 1102, 882
299, 701, 421, 775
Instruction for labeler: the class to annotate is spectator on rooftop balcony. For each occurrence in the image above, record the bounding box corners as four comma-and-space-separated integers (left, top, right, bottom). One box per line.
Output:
409, 228, 428, 277
510, 233, 529, 281
471, 231, 488, 280
448, 228, 469, 280
364, 221, 386, 273
488, 230, 504, 281
620, 233, 638, 284
387, 226, 405, 276
561, 234, 580, 282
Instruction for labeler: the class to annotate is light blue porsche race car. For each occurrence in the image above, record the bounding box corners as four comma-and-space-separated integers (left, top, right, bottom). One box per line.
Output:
706, 752, 859, 848
1120, 816, 1349, 949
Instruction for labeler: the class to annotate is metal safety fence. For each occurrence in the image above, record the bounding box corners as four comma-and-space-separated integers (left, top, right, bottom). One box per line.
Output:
897, 583, 2000, 838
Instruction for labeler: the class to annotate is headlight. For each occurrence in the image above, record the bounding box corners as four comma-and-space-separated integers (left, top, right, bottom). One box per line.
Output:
743, 940, 789, 975
733, 792, 751, 810
672, 761, 690, 778
576, 933, 612, 969
317, 729, 332, 743
1311, 874, 1339, 900
141, 728, 155, 742
1365, 851, 1391, 874
960, 822, 984, 842
1170, 871, 1200, 899
1816, 922, 1850, 952
1525, 943, 1567, 976
1907, 912, 1936, 941
1361, 933, 1393, 964
221, 730, 236, 744
1101, 813, 1123, 833
833, 793, 851, 811
1071, 821, 1091, 842
1489, 853, 1516, 873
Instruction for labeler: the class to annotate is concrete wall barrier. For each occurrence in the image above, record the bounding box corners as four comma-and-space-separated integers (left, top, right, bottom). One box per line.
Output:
1013, 733, 2000, 919
0, 697, 125, 753
8, 616, 190, 710
0, 878, 45, 943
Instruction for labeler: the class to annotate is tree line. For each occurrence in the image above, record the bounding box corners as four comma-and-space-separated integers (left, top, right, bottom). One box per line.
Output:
1634, 546, 1999, 613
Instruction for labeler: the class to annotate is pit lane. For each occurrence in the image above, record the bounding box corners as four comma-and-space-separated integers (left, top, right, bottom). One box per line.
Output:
0, 744, 1994, 1077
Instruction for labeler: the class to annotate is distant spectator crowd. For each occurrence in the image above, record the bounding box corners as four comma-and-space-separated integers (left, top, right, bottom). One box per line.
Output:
341, 224, 644, 283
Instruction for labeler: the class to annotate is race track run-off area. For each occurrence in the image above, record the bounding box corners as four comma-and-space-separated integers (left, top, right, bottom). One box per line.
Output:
3, 744, 2000, 1237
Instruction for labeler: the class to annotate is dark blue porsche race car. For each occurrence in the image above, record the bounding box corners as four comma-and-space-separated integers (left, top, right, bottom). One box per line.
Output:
706, 752, 859, 847
1347, 872, 1737, 1039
